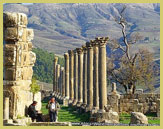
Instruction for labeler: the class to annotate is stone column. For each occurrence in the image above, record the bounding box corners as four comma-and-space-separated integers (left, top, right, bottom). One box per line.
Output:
111, 82, 117, 94
56, 64, 61, 95
4, 97, 9, 119
76, 48, 83, 106
68, 50, 74, 103
64, 53, 69, 99
61, 67, 65, 97
92, 40, 99, 110
73, 50, 78, 105
86, 42, 94, 111
98, 37, 109, 112
82, 45, 87, 106
53, 57, 58, 93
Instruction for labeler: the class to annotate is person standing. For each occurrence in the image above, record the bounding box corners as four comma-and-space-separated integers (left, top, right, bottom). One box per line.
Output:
47, 97, 60, 122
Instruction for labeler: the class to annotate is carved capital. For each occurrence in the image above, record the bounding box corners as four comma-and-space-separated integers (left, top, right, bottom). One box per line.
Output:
64, 52, 69, 59
76, 47, 83, 54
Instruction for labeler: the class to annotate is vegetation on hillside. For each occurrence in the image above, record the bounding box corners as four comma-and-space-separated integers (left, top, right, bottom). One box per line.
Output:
32, 48, 64, 84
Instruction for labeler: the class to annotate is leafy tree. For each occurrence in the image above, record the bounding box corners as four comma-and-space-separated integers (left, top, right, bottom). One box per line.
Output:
107, 6, 158, 94
30, 77, 40, 100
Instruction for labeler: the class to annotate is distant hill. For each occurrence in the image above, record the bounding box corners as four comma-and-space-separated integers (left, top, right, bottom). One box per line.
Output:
3, 3, 160, 92
3, 3, 160, 56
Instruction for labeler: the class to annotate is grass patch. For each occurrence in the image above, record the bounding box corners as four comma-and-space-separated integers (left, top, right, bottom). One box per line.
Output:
119, 112, 160, 124
41, 101, 90, 122
58, 106, 90, 122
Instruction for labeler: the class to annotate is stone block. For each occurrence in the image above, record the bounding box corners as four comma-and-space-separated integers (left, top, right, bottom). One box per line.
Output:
4, 66, 16, 80
4, 27, 27, 42
130, 112, 148, 124
22, 66, 33, 80
29, 51, 36, 66
26, 29, 34, 41
4, 12, 28, 27
28, 42, 33, 51
4, 44, 16, 66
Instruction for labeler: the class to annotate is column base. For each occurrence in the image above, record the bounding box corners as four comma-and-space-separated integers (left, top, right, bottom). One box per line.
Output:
76, 101, 83, 107
85, 105, 93, 112
91, 107, 99, 114
63, 98, 69, 106
90, 110, 119, 123
68, 99, 73, 105
71, 100, 78, 106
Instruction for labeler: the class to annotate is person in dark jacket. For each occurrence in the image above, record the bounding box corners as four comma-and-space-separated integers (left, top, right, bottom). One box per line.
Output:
28, 101, 44, 122
46, 97, 60, 122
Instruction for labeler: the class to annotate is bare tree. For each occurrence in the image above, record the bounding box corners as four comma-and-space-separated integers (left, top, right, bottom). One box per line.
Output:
107, 6, 158, 94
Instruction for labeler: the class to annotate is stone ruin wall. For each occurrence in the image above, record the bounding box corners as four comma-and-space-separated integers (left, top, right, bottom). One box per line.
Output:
107, 93, 160, 116
3, 12, 41, 119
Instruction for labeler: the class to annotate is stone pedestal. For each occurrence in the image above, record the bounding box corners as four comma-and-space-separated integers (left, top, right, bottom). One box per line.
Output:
4, 97, 9, 120
64, 53, 69, 99
76, 48, 83, 106
86, 42, 93, 111
90, 109, 119, 123
68, 50, 74, 102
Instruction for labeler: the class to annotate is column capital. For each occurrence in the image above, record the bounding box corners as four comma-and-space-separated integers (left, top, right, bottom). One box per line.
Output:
68, 50, 74, 56
64, 52, 69, 59
95, 37, 109, 47
82, 45, 87, 53
76, 47, 83, 54
86, 42, 93, 49
54, 57, 58, 63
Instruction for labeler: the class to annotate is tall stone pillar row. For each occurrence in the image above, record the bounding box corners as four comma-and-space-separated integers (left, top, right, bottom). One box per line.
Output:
81, 45, 87, 108
3, 12, 38, 118
56, 64, 61, 98
68, 50, 74, 103
76, 48, 83, 107
86, 42, 94, 112
98, 37, 109, 113
53, 57, 58, 94
92, 40, 99, 111
72, 50, 78, 105
63, 53, 69, 106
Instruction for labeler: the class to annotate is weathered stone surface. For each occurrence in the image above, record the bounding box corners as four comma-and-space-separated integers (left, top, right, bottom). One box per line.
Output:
4, 12, 28, 27
4, 27, 27, 42
90, 109, 119, 123
109, 93, 160, 114
130, 112, 148, 124
3, 12, 39, 119
4, 44, 16, 66
26, 29, 34, 42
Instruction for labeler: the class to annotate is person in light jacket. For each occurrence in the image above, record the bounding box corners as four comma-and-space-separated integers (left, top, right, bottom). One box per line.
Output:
46, 97, 60, 122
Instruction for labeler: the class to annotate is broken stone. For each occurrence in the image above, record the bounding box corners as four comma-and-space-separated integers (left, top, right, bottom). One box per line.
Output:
130, 112, 148, 124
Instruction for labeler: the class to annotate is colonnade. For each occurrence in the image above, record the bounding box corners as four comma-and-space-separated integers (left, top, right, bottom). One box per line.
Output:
53, 37, 109, 112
